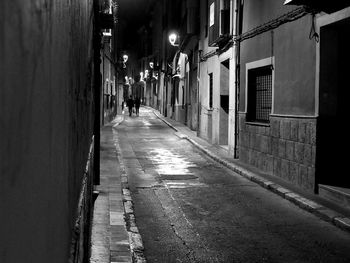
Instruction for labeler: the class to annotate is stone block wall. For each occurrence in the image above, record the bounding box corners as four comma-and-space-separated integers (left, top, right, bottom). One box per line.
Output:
239, 113, 317, 192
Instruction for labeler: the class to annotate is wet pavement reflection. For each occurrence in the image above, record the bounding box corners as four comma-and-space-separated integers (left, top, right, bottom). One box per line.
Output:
114, 107, 350, 263
148, 148, 197, 177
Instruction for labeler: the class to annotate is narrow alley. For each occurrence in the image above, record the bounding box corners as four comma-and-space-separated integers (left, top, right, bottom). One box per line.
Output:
103, 107, 350, 263
3, 1, 350, 263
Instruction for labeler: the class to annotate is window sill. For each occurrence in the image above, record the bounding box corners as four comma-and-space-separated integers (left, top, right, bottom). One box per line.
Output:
204, 108, 213, 116
245, 121, 270, 127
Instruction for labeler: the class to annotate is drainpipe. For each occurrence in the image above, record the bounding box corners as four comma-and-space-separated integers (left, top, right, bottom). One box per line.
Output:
113, 1, 118, 115
197, 49, 202, 137
102, 48, 105, 125
184, 55, 188, 126
233, 0, 242, 158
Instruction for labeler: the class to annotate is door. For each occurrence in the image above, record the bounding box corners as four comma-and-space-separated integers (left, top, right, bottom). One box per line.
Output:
317, 18, 350, 188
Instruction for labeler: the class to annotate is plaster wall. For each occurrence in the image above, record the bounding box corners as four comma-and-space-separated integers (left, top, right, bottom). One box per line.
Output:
211, 56, 221, 145
199, 54, 221, 144
182, 37, 199, 131
199, 57, 210, 140
239, 0, 316, 116
198, 0, 235, 145
219, 61, 229, 145
189, 62, 199, 131
199, 1, 213, 142
0, 1, 95, 262
159, 73, 165, 114
228, 48, 237, 155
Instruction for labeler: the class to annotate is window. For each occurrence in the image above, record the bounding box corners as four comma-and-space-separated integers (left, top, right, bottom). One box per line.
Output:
209, 73, 213, 109
247, 66, 272, 123
208, 0, 230, 46
220, 0, 230, 35
209, 2, 215, 27
208, 0, 218, 45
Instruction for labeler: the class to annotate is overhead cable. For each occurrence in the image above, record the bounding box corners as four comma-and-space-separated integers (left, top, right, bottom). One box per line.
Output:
235, 6, 313, 42
200, 6, 314, 62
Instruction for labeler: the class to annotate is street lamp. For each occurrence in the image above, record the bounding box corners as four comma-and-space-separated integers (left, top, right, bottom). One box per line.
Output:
123, 54, 128, 63
122, 54, 128, 68
168, 32, 180, 47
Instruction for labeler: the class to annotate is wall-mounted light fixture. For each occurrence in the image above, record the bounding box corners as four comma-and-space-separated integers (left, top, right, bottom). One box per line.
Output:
149, 62, 154, 69
168, 32, 180, 47
122, 54, 128, 69
123, 54, 129, 63
102, 30, 112, 37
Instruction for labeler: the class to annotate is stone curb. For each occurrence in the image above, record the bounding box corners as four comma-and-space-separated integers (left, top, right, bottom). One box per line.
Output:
122, 188, 147, 263
151, 109, 350, 234
114, 137, 147, 263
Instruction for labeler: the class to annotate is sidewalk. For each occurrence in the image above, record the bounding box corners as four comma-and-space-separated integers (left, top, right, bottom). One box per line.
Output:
150, 107, 350, 234
90, 115, 146, 263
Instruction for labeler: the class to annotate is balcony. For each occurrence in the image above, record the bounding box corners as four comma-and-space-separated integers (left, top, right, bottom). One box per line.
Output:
209, 8, 230, 47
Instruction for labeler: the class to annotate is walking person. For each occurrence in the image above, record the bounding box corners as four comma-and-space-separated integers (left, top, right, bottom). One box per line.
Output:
135, 97, 141, 116
127, 95, 134, 117
133, 79, 143, 116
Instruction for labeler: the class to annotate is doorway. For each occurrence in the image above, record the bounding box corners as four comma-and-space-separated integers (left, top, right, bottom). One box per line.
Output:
317, 17, 350, 188
219, 59, 229, 146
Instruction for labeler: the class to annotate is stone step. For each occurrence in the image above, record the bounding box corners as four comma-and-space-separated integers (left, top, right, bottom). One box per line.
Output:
319, 184, 350, 210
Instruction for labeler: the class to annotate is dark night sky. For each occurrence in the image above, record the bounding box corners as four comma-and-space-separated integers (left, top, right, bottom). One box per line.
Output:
117, 0, 158, 50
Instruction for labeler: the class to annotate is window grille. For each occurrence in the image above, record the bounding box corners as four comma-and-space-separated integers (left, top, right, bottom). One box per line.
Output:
247, 66, 272, 123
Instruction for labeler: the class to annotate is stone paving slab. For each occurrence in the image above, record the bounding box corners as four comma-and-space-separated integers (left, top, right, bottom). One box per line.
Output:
90, 119, 132, 263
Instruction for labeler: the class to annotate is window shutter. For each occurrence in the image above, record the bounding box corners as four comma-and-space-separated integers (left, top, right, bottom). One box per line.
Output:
208, 0, 220, 46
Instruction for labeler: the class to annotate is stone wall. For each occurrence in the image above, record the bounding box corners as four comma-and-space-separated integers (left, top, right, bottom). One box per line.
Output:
69, 139, 95, 263
239, 114, 317, 192
0, 1, 96, 262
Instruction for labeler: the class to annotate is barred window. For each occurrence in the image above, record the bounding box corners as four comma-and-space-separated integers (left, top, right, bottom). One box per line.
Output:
247, 66, 272, 123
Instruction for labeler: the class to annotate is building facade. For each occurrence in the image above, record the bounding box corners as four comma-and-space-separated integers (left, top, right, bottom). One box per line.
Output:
102, 30, 117, 123
0, 0, 119, 262
144, 0, 350, 197
238, 1, 317, 192
198, 0, 236, 150
238, 1, 350, 193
